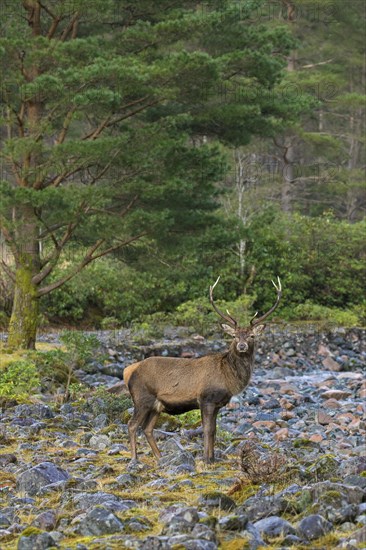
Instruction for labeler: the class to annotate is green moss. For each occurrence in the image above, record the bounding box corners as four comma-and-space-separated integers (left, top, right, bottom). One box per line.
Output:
19, 526, 42, 537
305, 454, 339, 481
321, 489, 342, 505
8, 265, 39, 350
220, 538, 251, 550
296, 489, 312, 513
293, 438, 313, 448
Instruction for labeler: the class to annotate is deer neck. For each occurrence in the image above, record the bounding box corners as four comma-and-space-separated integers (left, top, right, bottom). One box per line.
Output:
221, 341, 255, 395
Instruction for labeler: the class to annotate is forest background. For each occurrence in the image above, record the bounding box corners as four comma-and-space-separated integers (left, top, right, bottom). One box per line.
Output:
0, 0, 365, 349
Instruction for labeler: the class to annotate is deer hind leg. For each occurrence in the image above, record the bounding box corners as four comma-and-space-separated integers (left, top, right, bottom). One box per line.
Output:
142, 411, 161, 459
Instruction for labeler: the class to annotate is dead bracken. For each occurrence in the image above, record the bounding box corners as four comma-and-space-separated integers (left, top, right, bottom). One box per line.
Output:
239, 439, 289, 485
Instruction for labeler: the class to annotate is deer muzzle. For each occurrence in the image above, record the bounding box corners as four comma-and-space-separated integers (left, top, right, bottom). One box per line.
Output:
237, 342, 249, 353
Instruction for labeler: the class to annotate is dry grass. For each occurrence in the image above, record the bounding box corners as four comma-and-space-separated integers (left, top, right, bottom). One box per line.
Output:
239, 439, 289, 484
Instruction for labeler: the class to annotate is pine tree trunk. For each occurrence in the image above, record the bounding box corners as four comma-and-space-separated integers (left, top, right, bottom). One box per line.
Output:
7, 206, 41, 350
8, 265, 39, 349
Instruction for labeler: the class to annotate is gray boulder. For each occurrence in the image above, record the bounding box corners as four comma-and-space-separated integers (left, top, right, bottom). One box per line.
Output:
218, 514, 249, 531
78, 507, 124, 536
339, 456, 366, 477
253, 516, 296, 538
32, 510, 58, 531
239, 495, 285, 521
310, 481, 365, 506
183, 541, 217, 550
16, 462, 69, 496
14, 404, 54, 419
72, 491, 136, 512
17, 532, 57, 550
159, 450, 196, 471
0, 514, 11, 528
160, 506, 199, 525
89, 434, 111, 450
298, 514, 332, 541
198, 492, 236, 512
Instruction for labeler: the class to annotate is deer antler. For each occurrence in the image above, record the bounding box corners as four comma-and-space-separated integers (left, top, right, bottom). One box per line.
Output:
250, 276, 282, 326
209, 276, 238, 328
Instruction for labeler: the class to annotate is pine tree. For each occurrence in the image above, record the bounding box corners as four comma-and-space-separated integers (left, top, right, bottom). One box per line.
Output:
0, 0, 299, 348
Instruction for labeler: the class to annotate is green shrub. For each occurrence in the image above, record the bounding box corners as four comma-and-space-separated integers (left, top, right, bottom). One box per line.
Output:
0, 360, 40, 399
100, 316, 121, 330
39, 211, 366, 328
80, 386, 132, 420
30, 349, 77, 390
291, 301, 360, 326
59, 330, 99, 367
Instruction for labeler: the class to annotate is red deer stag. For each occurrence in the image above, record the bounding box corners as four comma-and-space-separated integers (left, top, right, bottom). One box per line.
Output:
124, 277, 282, 463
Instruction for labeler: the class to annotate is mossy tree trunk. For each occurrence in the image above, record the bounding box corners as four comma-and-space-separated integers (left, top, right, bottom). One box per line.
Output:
7, 206, 41, 350
8, 265, 39, 350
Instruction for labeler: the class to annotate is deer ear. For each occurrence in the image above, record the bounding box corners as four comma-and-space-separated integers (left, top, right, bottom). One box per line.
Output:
221, 324, 236, 336
252, 324, 266, 336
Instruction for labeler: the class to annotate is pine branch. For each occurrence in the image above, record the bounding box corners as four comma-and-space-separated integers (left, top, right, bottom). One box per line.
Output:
55, 108, 76, 145
37, 233, 146, 297
60, 12, 79, 41
81, 96, 161, 140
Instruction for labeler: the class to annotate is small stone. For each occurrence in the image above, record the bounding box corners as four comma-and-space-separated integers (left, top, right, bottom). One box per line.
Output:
318, 345, 331, 356
297, 514, 332, 540
316, 410, 333, 425
262, 398, 280, 409
280, 398, 295, 411
252, 421, 276, 430
320, 390, 352, 400
253, 516, 296, 537
0, 453, 17, 467
323, 398, 342, 409
309, 434, 324, 443
322, 356, 341, 371
89, 434, 111, 450
281, 410, 295, 420
275, 428, 289, 441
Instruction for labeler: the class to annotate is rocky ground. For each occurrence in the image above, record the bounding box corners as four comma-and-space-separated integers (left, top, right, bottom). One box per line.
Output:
0, 325, 365, 549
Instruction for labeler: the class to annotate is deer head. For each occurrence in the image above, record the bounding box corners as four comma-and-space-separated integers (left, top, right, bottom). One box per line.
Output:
209, 276, 282, 353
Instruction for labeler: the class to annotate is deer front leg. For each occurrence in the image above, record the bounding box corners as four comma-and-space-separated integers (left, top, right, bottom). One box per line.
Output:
201, 403, 219, 464
128, 407, 151, 461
